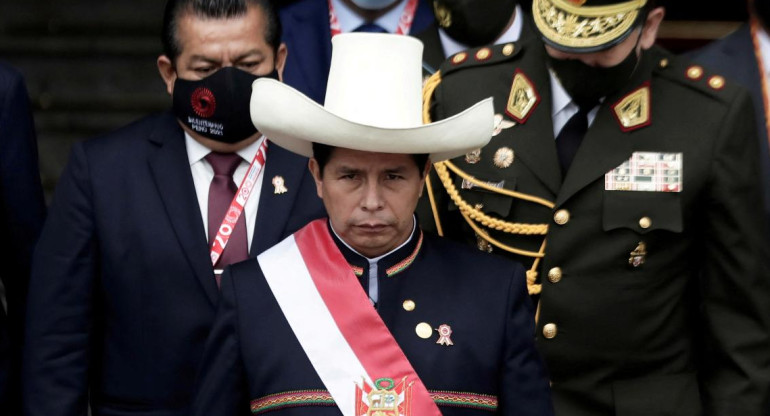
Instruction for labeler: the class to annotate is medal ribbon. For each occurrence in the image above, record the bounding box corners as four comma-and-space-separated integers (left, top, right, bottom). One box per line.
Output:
258, 219, 442, 416
328, 0, 419, 37
750, 17, 770, 154
209, 137, 268, 267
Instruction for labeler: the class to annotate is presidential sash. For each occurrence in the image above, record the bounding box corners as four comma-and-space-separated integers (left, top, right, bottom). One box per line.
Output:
257, 219, 441, 416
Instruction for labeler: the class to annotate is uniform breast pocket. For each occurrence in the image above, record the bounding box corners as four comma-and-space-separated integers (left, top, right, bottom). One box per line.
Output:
451, 175, 516, 218
602, 191, 683, 234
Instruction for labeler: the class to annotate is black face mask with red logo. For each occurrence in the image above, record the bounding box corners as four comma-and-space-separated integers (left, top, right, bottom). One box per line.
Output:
173, 67, 279, 144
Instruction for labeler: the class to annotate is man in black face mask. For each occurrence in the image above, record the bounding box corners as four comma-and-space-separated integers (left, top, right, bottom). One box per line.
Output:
22, 1, 325, 416
414, 0, 531, 74
424, 0, 770, 415
690, 0, 770, 236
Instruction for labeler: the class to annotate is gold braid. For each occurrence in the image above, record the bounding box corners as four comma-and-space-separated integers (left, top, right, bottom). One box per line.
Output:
422, 67, 551, 296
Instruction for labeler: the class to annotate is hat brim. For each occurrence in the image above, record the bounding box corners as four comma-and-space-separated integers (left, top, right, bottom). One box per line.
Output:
532, 0, 647, 53
250, 78, 494, 162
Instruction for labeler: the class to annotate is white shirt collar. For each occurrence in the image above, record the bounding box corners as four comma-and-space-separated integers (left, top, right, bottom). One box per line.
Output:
330, 0, 408, 34
549, 69, 572, 117
437, 5, 523, 58
330, 215, 417, 263
757, 25, 770, 77
184, 131, 264, 165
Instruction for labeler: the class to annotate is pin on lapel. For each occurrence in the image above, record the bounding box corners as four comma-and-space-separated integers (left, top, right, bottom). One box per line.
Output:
436, 324, 454, 346
272, 175, 288, 194
629, 242, 647, 267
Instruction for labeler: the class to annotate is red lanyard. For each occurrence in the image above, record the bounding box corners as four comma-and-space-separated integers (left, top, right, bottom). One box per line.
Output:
750, 17, 770, 153
328, 0, 419, 37
209, 137, 268, 267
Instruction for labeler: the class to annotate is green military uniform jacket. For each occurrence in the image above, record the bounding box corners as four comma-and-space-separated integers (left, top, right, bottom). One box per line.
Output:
426, 38, 770, 415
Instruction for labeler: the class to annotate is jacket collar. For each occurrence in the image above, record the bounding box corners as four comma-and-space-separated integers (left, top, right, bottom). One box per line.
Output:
327, 217, 423, 279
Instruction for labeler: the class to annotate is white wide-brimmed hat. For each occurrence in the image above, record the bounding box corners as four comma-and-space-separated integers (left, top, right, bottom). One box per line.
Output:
249, 33, 494, 162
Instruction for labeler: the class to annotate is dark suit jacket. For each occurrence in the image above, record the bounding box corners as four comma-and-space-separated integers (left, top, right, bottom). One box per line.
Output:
22, 112, 325, 416
192, 221, 554, 416
279, 0, 434, 104
689, 23, 770, 229
429, 39, 770, 415
0, 61, 46, 416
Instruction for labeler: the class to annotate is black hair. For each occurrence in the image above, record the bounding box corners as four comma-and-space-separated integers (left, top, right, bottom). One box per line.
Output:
162, 0, 282, 63
312, 143, 430, 178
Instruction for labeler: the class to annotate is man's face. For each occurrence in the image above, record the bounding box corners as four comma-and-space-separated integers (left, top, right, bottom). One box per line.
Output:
157, 4, 287, 152
544, 6, 665, 67
309, 148, 429, 258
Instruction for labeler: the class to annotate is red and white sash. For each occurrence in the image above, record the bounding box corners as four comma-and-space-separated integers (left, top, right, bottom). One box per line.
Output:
257, 219, 441, 416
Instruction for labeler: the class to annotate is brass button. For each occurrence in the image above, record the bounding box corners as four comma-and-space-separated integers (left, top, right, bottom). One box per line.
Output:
554, 209, 570, 225
451, 52, 467, 65
502, 43, 515, 56
416, 322, 433, 339
639, 216, 652, 229
686, 65, 703, 80
402, 299, 416, 312
547, 267, 563, 283
659, 58, 669, 68
475, 47, 491, 61
708, 75, 725, 90
543, 323, 558, 339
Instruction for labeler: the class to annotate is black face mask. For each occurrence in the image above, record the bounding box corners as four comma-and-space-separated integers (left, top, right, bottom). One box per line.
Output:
433, 0, 517, 47
173, 66, 278, 144
547, 47, 639, 107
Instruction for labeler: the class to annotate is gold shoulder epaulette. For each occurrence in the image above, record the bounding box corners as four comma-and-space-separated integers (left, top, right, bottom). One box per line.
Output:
654, 52, 737, 102
440, 42, 522, 77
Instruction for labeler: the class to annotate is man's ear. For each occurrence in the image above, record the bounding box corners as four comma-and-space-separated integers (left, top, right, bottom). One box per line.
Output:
639, 7, 665, 50
157, 55, 177, 96
276, 43, 288, 81
308, 158, 324, 199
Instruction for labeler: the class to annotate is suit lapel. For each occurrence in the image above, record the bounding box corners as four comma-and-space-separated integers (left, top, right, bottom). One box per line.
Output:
505, 44, 562, 195
147, 115, 218, 305
556, 51, 658, 206
416, 23, 445, 74
251, 141, 311, 256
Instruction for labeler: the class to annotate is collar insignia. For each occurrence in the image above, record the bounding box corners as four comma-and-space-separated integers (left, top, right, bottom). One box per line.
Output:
493, 114, 516, 137
612, 82, 651, 132
506, 69, 540, 124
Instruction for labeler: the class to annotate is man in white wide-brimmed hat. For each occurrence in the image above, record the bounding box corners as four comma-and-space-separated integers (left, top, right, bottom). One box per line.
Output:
192, 33, 554, 416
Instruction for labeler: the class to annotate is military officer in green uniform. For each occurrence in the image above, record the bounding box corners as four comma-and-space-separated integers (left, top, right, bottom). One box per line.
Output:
423, 0, 770, 414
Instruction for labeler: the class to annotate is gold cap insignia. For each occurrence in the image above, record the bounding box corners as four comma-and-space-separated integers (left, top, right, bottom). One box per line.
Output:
433, 1, 452, 28
612, 83, 651, 132
533, 0, 647, 52
451, 52, 468, 65
506, 70, 540, 123
628, 241, 647, 267
493, 147, 515, 169
464, 148, 481, 164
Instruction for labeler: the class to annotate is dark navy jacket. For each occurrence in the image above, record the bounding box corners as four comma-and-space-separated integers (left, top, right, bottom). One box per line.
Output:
193, 221, 554, 416
279, 0, 434, 104
22, 112, 325, 416
0, 60, 46, 416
